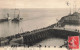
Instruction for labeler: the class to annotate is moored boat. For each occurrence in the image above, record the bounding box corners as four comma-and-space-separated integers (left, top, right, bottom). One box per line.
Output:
12, 9, 23, 22
0, 13, 11, 22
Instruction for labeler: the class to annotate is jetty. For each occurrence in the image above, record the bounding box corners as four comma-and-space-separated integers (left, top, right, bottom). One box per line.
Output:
0, 26, 79, 47
23, 27, 79, 46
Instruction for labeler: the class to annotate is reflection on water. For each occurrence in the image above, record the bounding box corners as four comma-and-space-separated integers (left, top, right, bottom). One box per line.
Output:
0, 21, 20, 37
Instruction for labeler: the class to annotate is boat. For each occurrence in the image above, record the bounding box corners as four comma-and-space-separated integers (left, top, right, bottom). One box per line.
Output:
12, 15, 23, 22
0, 18, 8, 22
12, 9, 23, 22
0, 13, 10, 22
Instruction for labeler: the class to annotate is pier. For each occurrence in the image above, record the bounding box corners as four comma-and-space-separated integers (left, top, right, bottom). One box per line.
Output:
0, 27, 79, 47
23, 28, 79, 46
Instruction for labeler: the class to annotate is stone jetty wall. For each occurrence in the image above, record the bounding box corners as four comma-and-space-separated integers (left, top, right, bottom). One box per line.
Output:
23, 29, 79, 46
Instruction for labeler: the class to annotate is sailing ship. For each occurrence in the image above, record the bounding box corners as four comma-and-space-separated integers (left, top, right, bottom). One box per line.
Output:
12, 9, 23, 22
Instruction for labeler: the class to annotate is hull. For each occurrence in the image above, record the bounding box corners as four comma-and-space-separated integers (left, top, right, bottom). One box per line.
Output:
0, 19, 8, 22
12, 18, 20, 22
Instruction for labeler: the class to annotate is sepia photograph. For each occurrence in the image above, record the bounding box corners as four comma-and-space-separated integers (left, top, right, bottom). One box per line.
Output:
0, 0, 80, 50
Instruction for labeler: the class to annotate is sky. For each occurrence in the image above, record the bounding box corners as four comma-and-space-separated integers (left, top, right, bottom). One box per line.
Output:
0, 0, 80, 8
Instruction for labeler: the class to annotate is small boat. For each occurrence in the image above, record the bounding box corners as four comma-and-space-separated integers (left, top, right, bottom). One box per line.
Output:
0, 13, 10, 22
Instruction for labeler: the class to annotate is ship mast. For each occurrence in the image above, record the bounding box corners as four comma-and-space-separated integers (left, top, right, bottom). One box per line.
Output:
14, 9, 20, 19
17, 9, 20, 19
7, 13, 9, 17
14, 9, 16, 18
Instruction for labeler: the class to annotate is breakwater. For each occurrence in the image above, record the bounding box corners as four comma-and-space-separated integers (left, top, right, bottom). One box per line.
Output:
0, 27, 79, 47
23, 28, 79, 46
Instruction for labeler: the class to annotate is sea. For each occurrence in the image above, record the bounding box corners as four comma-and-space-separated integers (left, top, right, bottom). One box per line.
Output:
0, 8, 80, 47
